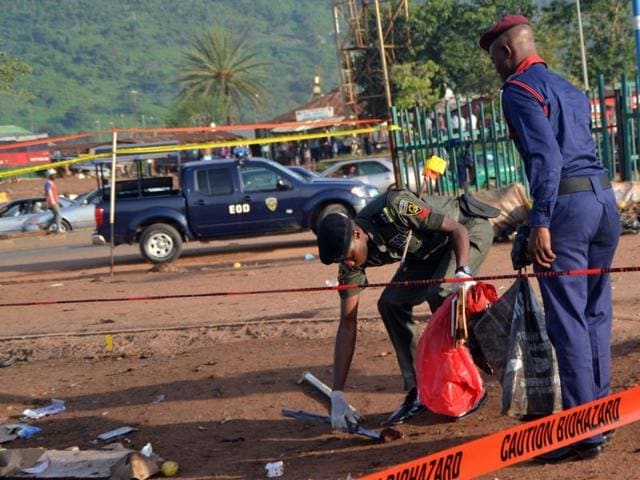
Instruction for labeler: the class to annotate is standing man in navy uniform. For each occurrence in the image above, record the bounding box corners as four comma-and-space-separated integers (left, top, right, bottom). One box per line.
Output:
480, 15, 620, 461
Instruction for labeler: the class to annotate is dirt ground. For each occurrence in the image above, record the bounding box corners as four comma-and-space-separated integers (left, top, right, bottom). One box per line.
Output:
1, 177, 639, 479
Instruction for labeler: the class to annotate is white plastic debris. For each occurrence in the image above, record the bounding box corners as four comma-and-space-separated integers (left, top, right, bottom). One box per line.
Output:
96, 426, 137, 441
22, 399, 66, 420
20, 453, 50, 474
140, 443, 153, 457
265, 460, 284, 478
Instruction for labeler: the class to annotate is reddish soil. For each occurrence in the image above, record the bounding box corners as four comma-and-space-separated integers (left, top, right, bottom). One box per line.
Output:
1, 177, 639, 479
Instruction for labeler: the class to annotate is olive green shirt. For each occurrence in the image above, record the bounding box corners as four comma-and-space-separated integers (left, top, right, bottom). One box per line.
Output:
338, 190, 462, 298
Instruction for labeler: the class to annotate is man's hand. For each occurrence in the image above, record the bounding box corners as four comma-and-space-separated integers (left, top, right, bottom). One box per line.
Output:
453, 267, 475, 294
330, 390, 363, 431
528, 227, 556, 268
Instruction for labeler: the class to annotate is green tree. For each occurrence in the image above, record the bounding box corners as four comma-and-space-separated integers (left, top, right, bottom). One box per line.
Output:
407, 0, 544, 97
391, 60, 440, 109
177, 28, 268, 125
542, 0, 634, 85
59, 105, 92, 131
0, 51, 32, 99
164, 95, 225, 127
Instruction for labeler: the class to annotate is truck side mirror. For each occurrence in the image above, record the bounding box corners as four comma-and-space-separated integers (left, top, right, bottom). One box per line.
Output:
276, 178, 292, 190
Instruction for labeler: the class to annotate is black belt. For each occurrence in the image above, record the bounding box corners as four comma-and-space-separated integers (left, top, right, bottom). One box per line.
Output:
557, 175, 611, 195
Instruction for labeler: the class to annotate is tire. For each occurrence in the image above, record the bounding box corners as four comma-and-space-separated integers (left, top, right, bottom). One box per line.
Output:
139, 223, 183, 264
313, 203, 350, 233
48, 220, 71, 233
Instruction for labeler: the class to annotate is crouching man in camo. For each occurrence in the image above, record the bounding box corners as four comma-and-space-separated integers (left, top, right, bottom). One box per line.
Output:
316, 189, 497, 429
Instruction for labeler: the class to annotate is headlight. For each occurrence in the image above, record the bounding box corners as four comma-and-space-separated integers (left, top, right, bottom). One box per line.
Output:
351, 185, 379, 198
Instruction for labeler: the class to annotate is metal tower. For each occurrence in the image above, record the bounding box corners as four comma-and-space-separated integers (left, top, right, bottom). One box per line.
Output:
331, 0, 410, 118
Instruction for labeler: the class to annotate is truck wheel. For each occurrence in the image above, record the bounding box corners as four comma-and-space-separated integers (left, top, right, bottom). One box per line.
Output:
139, 223, 183, 264
313, 203, 350, 233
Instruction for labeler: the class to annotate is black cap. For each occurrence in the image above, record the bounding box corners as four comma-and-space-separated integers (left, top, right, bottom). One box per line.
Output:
317, 213, 353, 265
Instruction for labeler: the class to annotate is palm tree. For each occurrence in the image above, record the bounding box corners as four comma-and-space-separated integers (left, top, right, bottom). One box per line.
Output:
177, 28, 268, 125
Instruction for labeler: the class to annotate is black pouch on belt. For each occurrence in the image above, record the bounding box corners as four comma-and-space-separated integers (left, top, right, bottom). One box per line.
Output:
459, 194, 501, 219
511, 224, 532, 270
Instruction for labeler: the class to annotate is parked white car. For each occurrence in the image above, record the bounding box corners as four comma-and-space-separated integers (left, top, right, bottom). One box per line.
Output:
319, 157, 418, 192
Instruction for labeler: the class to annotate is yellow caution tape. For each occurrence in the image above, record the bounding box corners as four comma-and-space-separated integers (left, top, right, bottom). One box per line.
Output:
0, 124, 399, 180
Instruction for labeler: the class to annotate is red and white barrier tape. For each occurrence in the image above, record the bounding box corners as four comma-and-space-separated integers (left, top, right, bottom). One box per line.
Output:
0, 266, 638, 308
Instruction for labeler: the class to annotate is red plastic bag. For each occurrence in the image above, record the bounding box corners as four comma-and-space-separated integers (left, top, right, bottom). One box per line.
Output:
415, 294, 485, 417
466, 282, 498, 314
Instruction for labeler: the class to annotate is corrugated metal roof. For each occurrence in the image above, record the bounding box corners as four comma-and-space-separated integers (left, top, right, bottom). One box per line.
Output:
267, 89, 360, 123
54, 130, 243, 156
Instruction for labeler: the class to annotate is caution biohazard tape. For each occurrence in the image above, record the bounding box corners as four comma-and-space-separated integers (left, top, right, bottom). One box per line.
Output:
357, 386, 640, 479
0, 124, 395, 179
1, 266, 638, 308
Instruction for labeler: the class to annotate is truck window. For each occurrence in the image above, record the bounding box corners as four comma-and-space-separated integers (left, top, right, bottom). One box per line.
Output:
240, 165, 282, 192
195, 168, 233, 196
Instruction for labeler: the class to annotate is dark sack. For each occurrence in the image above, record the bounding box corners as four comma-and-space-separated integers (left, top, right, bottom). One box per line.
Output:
415, 294, 485, 417
466, 282, 499, 375
473, 277, 562, 418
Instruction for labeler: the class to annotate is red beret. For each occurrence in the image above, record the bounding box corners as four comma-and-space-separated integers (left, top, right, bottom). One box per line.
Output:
479, 15, 529, 51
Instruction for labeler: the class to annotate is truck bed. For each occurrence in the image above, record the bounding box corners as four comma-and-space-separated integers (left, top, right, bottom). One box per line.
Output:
103, 177, 178, 199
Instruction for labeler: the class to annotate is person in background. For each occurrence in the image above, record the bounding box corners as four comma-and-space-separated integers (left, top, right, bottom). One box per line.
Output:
261, 143, 271, 159
420, 154, 447, 196
480, 14, 620, 462
233, 144, 250, 159
44, 168, 62, 233
457, 145, 474, 190
342, 164, 357, 178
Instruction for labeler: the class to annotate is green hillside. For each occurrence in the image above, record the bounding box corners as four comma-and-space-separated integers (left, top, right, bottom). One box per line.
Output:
0, 0, 339, 135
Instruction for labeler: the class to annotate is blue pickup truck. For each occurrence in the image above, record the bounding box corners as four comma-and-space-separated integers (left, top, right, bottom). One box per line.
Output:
93, 157, 379, 263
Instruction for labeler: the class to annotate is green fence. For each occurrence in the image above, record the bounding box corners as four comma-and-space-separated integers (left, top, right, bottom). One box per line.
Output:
591, 73, 640, 182
392, 73, 640, 195
392, 98, 527, 196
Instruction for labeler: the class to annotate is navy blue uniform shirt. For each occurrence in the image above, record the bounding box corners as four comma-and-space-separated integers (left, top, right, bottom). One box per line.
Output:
501, 56, 606, 227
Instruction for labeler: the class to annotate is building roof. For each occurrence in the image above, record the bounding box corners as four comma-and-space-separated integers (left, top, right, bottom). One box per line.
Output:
0, 125, 48, 143
54, 130, 243, 156
0, 125, 32, 136
267, 88, 360, 124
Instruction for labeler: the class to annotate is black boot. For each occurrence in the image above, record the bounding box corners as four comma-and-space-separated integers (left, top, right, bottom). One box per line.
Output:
534, 441, 603, 463
382, 388, 426, 426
